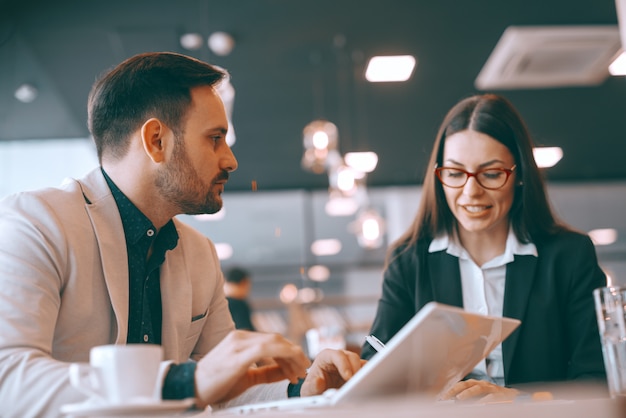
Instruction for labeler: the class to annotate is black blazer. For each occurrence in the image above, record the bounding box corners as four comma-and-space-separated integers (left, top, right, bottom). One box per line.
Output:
362, 230, 607, 386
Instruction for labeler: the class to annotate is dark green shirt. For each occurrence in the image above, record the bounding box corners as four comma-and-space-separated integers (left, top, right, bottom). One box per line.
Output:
102, 168, 196, 400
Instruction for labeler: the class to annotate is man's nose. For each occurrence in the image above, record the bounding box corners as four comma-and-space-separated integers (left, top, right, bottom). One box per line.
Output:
222, 144, 238, 172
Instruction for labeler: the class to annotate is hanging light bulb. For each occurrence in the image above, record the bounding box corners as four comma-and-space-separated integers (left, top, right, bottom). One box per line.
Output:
312, 130, 330, 149
301, 120, 340, 173
348, 208, 386, 249
307, 265, 331, 282
179, 33, 204, 51
344, 151, 378, 173
325, 190, 359, 216
326, 168, 370, 217
208, 31, 235, 56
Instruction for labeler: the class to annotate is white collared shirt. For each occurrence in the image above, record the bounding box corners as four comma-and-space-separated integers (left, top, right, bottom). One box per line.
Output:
428, 227, 537, 383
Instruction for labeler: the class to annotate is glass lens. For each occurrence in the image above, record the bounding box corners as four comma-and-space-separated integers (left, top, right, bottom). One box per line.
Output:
437, 167, 510, 189
438, 168, 467, 187
477, 169, 508, 189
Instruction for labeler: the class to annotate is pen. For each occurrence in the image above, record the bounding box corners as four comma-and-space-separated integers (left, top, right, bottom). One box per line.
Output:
365, 334, 386, 352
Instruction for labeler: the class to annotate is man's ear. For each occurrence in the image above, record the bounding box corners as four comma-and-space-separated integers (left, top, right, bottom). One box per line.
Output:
141, 118, 171, 163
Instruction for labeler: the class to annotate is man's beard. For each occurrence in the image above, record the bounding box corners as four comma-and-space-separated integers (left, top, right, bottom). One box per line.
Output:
155, 138, 225, 215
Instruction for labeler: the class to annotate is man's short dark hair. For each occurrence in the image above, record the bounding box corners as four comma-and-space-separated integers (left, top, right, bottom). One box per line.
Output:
226, 267, 250, 284
88, 51, 227, 162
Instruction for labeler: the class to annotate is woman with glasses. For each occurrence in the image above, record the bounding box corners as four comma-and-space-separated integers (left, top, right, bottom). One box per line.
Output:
361, 93, 606, 401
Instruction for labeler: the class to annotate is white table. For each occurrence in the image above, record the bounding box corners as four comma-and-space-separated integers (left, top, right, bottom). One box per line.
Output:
190, 395, 624, 418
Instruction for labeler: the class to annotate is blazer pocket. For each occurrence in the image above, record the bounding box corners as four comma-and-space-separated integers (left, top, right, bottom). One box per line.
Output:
186, 309, 208, 342
192, 310, 208, 322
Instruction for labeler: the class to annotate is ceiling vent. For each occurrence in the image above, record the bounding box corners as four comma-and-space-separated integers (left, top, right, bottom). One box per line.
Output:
475, 25, 621, 90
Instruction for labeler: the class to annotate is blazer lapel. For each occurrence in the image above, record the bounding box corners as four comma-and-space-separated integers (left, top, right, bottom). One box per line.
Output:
78, 169, 130, 343
428, 251, 464, 308
159, 240, 192, 363
502, 254, 538, 382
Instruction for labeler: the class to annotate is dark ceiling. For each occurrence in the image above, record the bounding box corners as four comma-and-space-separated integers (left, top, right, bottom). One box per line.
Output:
1, 0, 625, 193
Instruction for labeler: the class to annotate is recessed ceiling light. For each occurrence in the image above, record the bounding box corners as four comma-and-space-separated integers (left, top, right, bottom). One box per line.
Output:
609, 51, 626, 76
588, 228, 618, 246
475, 25, 620, 89
214, 242, 233, 260
365, 55, 416, 82
14, 83, 38, 103
311, 239, 342, 256
180, 33, 204, 50
208, 31, 235, 56
533, 147, 563, 168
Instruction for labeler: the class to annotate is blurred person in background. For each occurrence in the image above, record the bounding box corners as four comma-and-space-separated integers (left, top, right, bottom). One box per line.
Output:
224, 266, 256, 331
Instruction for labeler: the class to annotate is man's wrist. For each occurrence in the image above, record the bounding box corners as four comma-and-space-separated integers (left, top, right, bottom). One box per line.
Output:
163, 361, 198, 400
287, 378, 305, 398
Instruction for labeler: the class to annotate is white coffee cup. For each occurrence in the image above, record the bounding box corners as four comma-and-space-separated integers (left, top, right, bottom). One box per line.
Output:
69, 344, 163, 405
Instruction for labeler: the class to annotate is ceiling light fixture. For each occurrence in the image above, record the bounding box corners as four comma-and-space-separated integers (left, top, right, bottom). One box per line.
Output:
214, 242, 233, 260
208, 31, 235, 56
533, 146, 563, 168
302, 40, 388, 246
334, 166, 357, 194
14, 83, 38, 103
179, 33, 204, 50
279, 283, 299, 304
365, 55, 416, 82
310, 238, 342, 256
325, 195, 359, 217
297, 287, 323, 304
344, 151, 378, 173
348, 208, 386, 249
588, 228, 618, 246
475, 25, 620, 89
301, 120, 341, 174
609, 50, 626, 75
307, 265, 330, 282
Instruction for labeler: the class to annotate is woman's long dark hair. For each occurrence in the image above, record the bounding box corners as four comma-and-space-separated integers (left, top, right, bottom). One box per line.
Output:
389, 94, 565, 259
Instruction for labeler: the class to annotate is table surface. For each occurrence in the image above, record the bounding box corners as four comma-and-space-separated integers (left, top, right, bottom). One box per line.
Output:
189, 394, 625, 418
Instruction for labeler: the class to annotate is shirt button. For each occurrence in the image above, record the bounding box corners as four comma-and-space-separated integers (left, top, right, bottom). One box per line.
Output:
143, 334, 149, 342
147, 229, 155, 237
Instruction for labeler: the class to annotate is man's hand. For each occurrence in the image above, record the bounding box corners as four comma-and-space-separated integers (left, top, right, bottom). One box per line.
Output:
194, 330, 311, 407
300, 349, 365, 397
440, 379, 520, 403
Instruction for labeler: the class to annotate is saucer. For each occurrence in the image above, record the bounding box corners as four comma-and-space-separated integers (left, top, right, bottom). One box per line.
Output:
60, 398, 195, 417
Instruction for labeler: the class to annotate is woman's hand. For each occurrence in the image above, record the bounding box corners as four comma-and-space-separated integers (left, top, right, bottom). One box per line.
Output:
441, 379, 520, 403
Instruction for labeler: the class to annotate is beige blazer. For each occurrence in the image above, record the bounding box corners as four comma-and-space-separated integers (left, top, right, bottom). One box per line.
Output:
0, 168, 236, 417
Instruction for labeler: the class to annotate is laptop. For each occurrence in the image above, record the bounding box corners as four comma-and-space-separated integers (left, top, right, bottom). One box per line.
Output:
214, 302, 520, 414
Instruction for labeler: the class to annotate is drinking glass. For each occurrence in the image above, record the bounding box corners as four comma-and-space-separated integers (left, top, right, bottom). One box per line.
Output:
594, 286, 626, 399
